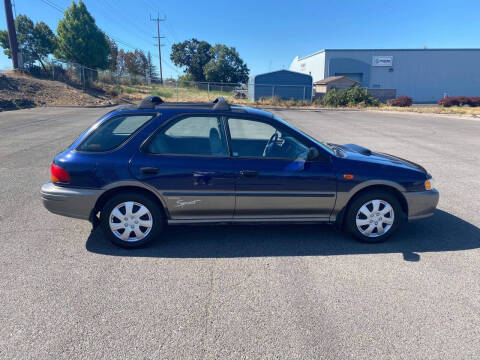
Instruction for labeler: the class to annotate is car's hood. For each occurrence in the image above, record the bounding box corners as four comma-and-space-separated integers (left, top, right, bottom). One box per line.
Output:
338, 143, 427, 174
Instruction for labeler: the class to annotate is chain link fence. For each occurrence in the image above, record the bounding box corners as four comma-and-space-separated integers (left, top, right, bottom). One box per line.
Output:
18, 59, 317, 103
20, 58, 153, 91
156, 81, 246, 102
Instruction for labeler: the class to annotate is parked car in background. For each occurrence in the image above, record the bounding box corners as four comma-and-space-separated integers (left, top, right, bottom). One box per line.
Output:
41, 96, 439, 248
233, 84, 247, 99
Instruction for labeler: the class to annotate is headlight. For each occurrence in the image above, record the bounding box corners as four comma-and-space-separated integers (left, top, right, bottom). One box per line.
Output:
425, 177, 435, 190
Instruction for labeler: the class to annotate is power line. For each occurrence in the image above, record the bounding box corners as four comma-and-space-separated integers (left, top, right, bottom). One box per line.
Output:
160, 58, 180, 74
38, 0, 181, 76
95, 0, 155, 47
40, 0, 64, 13
134, 0, 181, 43
39, 0, 141, 51
150, 13, 165, 84
89, 0, 179, 75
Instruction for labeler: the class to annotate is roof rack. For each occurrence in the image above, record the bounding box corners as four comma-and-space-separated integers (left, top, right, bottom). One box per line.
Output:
136, 95, 233, 111
212, 97, 231, 111
138, 96, 164, 109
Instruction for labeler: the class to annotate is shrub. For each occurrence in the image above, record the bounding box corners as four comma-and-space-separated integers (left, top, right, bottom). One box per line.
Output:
467, 97, 480, 107
321, 86, 379, 107
284, 98, 298, 107
345, 86, 367, 105
105, 85, 121, 97
122, 87, 137, 94
387, 95, 413, 107
438, 97, 457, 107
322, 89, 342, 107
438, 96, 480, 107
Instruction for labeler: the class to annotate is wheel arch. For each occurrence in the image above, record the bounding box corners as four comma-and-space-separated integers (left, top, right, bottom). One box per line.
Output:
335, 184, 408, 227
91, 184, 169, 221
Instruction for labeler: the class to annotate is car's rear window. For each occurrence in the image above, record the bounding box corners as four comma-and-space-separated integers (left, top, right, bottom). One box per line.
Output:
77, 114, 154, 152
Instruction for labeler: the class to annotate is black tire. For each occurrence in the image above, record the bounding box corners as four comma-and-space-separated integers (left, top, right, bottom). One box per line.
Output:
345, 191, 403, 243
100, 192, 164, 248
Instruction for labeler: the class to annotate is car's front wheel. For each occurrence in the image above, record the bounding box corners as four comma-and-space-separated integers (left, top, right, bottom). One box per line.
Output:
346, 191, 402, 243
100, 193, 164, 248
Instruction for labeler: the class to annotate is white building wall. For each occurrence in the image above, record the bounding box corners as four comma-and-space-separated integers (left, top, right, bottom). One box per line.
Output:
289, 51, 326, 82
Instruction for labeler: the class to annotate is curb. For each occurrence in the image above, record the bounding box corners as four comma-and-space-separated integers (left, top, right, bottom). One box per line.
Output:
37, 103, 119, 109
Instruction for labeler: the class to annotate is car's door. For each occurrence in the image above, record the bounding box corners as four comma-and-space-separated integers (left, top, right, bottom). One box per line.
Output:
226, 116, 336, 219
130, 114, 235, 220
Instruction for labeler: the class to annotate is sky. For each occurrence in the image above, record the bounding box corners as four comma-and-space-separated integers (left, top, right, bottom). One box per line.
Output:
1, 0, 480, 77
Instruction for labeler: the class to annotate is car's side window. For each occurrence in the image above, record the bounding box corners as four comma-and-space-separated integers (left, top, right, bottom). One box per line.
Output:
78, 114, 154, 152
147, 116, 228, 156
227, 118, 310, 160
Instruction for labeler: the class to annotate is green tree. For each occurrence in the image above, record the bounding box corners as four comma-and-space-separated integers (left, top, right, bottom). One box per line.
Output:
137, 50, 148, 77
203, 44, 249, 83
124, 51, 136, 75
124, 49, 148, 77
170, 38, 212, 81
0, 14, 56, 70
55, 0, 109, 69
107, 38, 118, 73
146, 51, 158, 81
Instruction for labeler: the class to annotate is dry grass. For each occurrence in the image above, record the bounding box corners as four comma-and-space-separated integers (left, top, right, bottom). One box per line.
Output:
3, 72, 477, 117
105, 84, 480, 117
110, 85, 321, 109
365, 104, 480, 116
0, 72, 112, 110
108, 84, 249, 104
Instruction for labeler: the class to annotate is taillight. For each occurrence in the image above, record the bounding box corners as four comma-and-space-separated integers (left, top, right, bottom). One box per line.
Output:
51, 163, 71, 183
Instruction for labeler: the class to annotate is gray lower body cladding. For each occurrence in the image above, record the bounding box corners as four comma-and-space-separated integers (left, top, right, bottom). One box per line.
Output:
404, 189, 440, 221
41, 182, 439, 223
41, 182, 102, 220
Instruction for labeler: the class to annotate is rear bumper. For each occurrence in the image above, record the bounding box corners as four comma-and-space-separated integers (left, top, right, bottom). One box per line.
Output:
41, 182, 102, 220
404, 189, 439, 221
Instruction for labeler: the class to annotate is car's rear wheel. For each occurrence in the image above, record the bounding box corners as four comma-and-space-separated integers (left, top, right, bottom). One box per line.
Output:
100, 193, 164, 248
345, 191, 402, 243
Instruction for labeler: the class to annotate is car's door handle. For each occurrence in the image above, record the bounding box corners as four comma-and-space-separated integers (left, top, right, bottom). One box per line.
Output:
193, 171, 216, 177
140, 167, 159, 175
240, 170, 258, 178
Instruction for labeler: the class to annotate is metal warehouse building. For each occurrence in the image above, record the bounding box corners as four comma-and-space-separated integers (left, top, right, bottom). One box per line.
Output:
289, 49, 480, 102
248, 70, 313, 101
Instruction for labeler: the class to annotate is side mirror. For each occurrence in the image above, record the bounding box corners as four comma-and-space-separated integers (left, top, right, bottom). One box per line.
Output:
307, 147, 320, 161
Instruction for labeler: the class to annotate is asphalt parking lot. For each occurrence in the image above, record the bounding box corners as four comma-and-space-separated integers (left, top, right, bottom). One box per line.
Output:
0, 106, 479, 359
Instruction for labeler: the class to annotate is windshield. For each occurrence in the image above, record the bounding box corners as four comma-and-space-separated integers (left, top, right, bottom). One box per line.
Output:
273, 115, 335, 155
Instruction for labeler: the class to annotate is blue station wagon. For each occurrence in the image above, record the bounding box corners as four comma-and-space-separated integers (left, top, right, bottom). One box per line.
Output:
41, 96, 439, 248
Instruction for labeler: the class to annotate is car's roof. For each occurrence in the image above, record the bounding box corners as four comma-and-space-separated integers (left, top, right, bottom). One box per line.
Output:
113, 96, 274, 118
240, 106, 274, 118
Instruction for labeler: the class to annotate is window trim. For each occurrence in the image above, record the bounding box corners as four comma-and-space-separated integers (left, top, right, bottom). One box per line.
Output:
75, 112, 158, 154
225, 115, 330, 162
141, 113, 230, 158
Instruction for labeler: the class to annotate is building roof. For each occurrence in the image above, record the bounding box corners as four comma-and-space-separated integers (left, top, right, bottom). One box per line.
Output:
296, 48, 480, 61
250, 69, 312, 81
313, 76, 358, 85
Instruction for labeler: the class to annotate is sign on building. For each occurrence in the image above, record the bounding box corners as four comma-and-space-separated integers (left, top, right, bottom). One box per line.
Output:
372, 56, 393, 67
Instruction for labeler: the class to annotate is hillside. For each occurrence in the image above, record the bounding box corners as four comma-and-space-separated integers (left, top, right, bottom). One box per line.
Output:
0, 72, 114, 111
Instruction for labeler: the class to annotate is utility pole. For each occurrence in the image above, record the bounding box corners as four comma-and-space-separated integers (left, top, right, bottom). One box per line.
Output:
150, 13, 165, 84
3, 0, 19, 69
